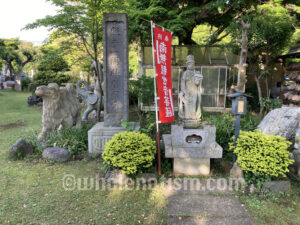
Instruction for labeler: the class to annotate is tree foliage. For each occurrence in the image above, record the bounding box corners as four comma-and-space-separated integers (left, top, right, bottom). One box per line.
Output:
126, 0, 261, 45
24, 0, 123, 65
33, 47, 71, 86
25, 0, 125, 120
227, 2, 296, 115
0, 39, 36, 76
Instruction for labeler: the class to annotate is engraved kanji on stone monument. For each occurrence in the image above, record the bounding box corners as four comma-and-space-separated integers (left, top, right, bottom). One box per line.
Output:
88, 13, 138, 156
103, 13, 129, 127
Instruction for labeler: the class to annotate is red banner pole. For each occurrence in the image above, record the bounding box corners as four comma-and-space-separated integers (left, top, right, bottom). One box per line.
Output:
151, 21, 162, 176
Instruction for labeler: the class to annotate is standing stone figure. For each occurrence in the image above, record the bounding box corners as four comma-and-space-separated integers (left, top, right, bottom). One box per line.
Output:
179, 55, 203, 127
76, 80, 99, 121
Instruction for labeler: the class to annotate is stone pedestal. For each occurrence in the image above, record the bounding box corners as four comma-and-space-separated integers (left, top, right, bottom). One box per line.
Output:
88, 122, 139, 156
174, 158, 210, 176
88, 122, 125, 156
163, 124, 222, 176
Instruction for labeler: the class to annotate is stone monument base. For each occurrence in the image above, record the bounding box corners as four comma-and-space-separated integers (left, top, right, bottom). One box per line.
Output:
88, 122, 139, 156
88, 122, 125, 156
163, 124, 222, 176
174, 158, 210, 176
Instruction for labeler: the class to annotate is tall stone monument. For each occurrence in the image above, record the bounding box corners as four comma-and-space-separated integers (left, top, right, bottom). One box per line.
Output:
163, 55, 223, 176
88, 13, 135, 156
103, 13, 129, 126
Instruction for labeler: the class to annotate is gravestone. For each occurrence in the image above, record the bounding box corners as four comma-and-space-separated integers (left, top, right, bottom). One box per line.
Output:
88, 13, 137, 156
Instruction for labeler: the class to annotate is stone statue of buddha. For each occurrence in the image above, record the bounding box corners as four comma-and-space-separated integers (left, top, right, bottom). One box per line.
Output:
178, 55, 203, 128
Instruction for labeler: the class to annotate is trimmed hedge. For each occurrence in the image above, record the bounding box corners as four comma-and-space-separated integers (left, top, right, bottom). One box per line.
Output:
230, 130, 293, 178
102, 132, 156, 175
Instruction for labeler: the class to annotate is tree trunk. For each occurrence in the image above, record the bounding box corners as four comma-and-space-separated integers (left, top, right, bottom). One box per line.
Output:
235, 19, 250, 92
255, 74, 264, 117
279, 58, 286, 100
265, 77, 269, 99
91, 13, 103, 123
264, 54, 271, 99
179, 29, 197, 45
6, 61, 15, 79
94, 60, 103, 122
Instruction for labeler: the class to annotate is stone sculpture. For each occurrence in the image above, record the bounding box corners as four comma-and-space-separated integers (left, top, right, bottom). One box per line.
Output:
179, 55, 203, 128
163, 54, 222, 176
35, 83, 82, 140
76, 80, 100, 121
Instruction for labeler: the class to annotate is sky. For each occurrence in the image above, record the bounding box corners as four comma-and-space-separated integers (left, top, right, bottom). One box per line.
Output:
0, 0, 58, 45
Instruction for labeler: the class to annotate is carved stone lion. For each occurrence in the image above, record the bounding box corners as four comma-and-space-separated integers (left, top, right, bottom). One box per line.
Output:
35, 83, 82, 140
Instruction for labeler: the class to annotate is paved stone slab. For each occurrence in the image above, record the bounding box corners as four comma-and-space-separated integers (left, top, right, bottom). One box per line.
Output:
165, 178, 236, 195
168, 195, 249, 218
167, 217, 253, 225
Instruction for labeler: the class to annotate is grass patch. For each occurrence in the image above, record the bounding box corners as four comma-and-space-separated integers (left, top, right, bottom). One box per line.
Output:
1, 90, 299, 225
238, 182, 300, 225
0, 90, 167, 224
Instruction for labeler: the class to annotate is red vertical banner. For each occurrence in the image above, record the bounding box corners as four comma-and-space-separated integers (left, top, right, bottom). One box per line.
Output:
154, 26, 174, 123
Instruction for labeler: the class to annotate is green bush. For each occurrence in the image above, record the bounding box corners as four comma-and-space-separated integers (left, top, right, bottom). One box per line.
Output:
102, 132, 156, 175
33, 71, 71, 86
33, 48, 71, 86
261, 98, 282, 114
229, 130, 293, 185
46, 123, 94, 157
204, 113, 260, 157
205, 113, 235, 152
21, 77, 32, 91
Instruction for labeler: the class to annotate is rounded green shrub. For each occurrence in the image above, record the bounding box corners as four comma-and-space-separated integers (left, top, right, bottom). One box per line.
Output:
102, 132, 156, 175
230, 130, 293, 178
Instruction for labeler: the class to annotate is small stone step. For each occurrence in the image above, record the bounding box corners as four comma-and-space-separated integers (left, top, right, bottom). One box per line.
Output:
168, 195, 249, 218
167, 217, 253, 225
